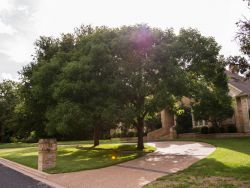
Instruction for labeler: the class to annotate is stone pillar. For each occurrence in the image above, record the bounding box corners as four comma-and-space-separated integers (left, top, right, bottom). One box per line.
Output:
38, 139, 57, 171
241, 96, 250, 132
236, 97, 244, 132
170, 126, 177, 139
191, 110, 196, 128
161, 109, 174, 130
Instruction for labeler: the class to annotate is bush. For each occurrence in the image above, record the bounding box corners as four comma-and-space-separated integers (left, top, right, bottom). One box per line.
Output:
201, 126, 209, 134
191, 127, 201, 133
127, 131, 136, 137
25, 131, 39, 143
176, 107, 193, 133
219, 127, 226, 133
227, 124, 237, 133
9, 136, 19, 143
208, 126, 220, 134
112, 132, 121, 138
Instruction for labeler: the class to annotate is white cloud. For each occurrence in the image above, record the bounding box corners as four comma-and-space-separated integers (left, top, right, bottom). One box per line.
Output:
0, 20, 16, 34
0, 72, 18, 81
0, 0, 250, 80
33, 0, 249, 56
0, 0, 13, 12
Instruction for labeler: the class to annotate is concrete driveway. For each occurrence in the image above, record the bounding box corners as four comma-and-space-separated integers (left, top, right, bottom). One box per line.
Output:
48, 141, 215, 188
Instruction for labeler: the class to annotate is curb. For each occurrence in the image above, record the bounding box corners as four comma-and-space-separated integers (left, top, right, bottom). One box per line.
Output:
0, 157, 65, 188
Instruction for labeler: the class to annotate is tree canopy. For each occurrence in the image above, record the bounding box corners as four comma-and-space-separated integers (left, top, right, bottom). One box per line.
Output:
0, 24, 233, 150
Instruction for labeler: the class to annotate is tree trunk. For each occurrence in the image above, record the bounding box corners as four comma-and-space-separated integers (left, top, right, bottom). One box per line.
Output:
93, 126, 100, 147
137, 117, 144, 150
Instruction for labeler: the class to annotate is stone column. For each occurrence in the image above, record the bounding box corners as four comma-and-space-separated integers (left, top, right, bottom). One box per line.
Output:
161, 109, 174, 130
191, 111, 196, 128
170, 126, 177, 139
38, 139, 57, 171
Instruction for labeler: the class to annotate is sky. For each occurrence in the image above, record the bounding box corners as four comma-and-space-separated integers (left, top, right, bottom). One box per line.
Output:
0, 0, 249, 81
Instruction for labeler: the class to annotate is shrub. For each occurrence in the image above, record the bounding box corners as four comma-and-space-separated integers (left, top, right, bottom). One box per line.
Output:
127, 131, 136, 137
9, 137, 19, 143
176, 107, 193, 133
25, 131, 38, 143
201, 126, 209, 134
191, 127, 201, 133
227, 124, 237, 133
112, 132, 121, 138
208, 126, 220, 134
219, 127, 226, 133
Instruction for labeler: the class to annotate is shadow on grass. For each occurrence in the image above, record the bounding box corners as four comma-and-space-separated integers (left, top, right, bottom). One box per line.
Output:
46, 144, 149, 173
178, 137, 250, 155
148, 158, 250, 188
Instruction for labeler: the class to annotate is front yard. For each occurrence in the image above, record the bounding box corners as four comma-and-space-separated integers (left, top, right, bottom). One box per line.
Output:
0, 140, 155, 174
146, 137, 250, 188
1, 137, 250, 188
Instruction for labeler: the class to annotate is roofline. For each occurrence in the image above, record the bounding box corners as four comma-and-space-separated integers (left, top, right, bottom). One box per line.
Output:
237, 93, 250, 97
228, 83, 242, 92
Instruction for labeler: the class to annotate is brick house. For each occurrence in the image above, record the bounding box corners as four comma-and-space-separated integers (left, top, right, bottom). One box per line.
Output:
225, 71, 250, 132
147, 71, 250, 140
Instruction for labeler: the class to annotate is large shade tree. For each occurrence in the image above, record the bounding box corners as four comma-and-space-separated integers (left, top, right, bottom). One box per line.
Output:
19, 24, 233, 150
113, 25, 188, 150
21, 26, 121, 145
47, 27, 121, 146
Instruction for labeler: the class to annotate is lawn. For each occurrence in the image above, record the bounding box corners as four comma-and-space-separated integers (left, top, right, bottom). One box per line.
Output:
145, 137, 250, 188
0, 142, 155, 174
0, 138, 124, 149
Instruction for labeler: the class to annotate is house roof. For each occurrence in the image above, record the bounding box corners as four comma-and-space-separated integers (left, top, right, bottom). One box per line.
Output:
226, 70, 250, 96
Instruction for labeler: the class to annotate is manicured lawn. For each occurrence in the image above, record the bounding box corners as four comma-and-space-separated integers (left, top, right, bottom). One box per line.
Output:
0, 138, 124, 149
0, 142, 155, 174
146, 137, 250, 188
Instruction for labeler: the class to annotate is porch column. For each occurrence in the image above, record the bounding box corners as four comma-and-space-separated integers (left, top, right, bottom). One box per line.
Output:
191, 108, 196, 128
161, 109, 174, 133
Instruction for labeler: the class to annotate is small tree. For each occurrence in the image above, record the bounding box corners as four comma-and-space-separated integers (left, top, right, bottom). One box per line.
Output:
174, 28, 234, 127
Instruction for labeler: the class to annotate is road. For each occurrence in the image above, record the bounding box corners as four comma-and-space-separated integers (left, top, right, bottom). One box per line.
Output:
0, 164, 52, 188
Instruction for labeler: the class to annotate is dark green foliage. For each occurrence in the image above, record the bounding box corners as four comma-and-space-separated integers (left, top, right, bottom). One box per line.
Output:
20, 26, 121, 144
191, 127, 201, 133
208, 126, 220, 134
227, 124, 237, 133
145, 114, 162, 133
219, 127, 226, 133
0, 80, 19, 142
113, 25, 188, 150
174, 28, 233, 126
1, 24, 233, 146
201, 126, 209, 134
127, 131, 136, 137
176, 107, 193, 134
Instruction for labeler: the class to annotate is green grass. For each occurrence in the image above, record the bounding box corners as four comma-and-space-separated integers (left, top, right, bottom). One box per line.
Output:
0, 138, 125, 149
145, 137, 250, 188
0, 142, 155, 174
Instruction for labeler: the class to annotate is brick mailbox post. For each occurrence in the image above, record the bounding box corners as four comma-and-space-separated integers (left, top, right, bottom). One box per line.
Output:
38, 138, 57, 171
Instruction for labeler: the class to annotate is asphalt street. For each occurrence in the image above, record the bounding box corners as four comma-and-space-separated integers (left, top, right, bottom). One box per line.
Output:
0, 164, 52, 188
